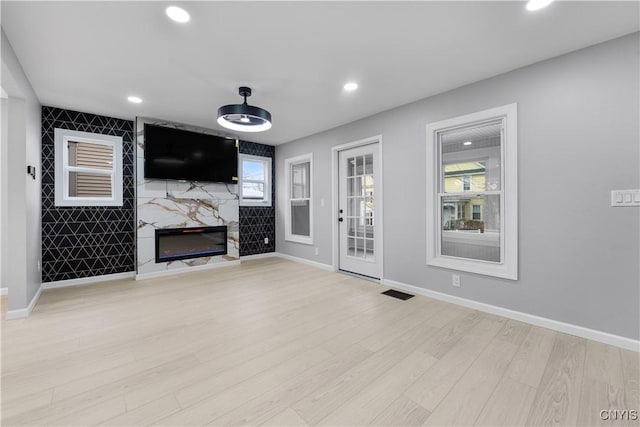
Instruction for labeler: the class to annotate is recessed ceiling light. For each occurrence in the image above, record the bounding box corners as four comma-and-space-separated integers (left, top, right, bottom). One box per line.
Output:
127, 96, 143, 104
344, 82, 358, 91
526, 0, 553, 11
166, 6, 190, 23
463, 141, 472, 146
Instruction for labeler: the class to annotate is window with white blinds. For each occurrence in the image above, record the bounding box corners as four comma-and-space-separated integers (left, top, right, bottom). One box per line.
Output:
54, 129, 123, 207
68, 141, 113, 197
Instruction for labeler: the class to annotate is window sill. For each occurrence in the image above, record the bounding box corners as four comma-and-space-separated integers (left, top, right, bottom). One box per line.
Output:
427, 255, 517, 280
240, 200, 272, 207
55, 198, 123, 207
285, 235, 314, 245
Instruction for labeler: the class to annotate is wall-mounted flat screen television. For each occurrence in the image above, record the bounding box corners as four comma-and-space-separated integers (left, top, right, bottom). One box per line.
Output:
144, 124, 238, 184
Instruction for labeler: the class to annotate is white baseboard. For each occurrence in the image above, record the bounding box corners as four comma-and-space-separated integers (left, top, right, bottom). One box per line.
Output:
135, 260, 241, 281
241, 252, 278, 261
275, 252, 334, 272
0, 287, 7, 296
383, 278, 639, 352
6, 286, 43, 320
42, 272, 135, 290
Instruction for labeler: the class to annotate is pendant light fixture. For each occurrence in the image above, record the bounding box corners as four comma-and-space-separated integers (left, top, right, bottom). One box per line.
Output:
217, 87, 272, 132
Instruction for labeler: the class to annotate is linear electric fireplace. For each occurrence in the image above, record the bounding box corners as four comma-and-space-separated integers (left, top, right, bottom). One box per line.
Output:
155, 226, 227, 263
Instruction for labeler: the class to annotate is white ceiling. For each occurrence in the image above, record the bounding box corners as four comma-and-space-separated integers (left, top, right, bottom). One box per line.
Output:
2, 1, 638, 145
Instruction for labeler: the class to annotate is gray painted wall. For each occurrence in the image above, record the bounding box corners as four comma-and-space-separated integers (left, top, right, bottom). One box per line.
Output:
276, 33, 640, 340
1, 29, 42, 311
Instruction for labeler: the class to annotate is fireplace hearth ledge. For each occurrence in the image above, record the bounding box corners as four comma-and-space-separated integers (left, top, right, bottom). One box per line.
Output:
135, 259, 241, 281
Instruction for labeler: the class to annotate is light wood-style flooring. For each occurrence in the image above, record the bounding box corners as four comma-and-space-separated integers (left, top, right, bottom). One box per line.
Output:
1, 257, 638, 426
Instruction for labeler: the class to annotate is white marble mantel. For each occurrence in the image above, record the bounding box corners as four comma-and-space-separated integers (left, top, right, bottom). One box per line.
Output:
136, 118, 239, 276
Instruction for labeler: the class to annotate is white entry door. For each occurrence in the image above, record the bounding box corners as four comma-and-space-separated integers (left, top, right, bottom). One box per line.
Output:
338, 143, 381, 279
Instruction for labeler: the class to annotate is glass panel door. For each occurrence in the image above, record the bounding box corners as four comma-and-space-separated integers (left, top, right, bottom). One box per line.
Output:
338, 144, 380, 278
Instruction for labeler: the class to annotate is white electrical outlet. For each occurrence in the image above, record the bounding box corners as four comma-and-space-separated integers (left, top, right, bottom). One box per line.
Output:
264, 237, 269, 244
314, 247, 319, 256
452, 274, 461, 287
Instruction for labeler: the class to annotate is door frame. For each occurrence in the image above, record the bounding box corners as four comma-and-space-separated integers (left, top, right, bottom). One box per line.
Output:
331, 135, 384, 281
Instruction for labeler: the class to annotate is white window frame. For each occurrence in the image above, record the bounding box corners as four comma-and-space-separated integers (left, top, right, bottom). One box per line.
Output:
238, 154, 272, 206
426, 103, 518, 280
54, 128, 123, 207
284, 153, 313, 245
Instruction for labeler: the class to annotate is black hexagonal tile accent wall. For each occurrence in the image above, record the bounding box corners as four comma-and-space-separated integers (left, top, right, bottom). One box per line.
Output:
41, 106, 135, 282
239, 140, 275, 256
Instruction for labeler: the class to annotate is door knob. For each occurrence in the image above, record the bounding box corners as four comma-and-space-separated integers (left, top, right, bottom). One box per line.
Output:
338, 217, 343, 222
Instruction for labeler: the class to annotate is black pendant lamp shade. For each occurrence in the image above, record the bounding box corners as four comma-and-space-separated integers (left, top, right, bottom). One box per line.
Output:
217, 87, 272, 132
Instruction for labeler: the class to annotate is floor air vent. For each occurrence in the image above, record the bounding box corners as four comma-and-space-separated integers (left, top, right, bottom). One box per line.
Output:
381, 289, 415, 301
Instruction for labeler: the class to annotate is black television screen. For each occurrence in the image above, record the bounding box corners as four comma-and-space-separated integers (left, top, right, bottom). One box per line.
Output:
144, 124, 238, 183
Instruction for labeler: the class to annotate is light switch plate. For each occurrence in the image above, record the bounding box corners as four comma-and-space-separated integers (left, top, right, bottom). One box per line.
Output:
611, 190, 640, 207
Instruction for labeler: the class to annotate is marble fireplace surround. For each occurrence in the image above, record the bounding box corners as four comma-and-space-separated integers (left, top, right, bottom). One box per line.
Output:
135, 117, 240, 278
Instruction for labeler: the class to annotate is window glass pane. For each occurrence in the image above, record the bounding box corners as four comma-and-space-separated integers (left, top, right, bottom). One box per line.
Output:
445, 167, 486, 193
355, 156, 364, 175
365, 238, 374, 260
365, 224, 374, 238
348, 218, 358, 237
356, 176, 364, 197
463, 175, 471, 191
347, 196, 359, 217
349, 238, 364, 258
347, 157, 356, 177
347, 177, 356, 201
348, 237, 356, 257
291, 199, 310, 236
291, 162, 310, 199
440, 122, 501, 193
364, 198, 374, 223
364, 154, 373, 175
242, 182, 264, 200
68, 140, 113, 170
69, 171, 112, 197
364, 175, 374, 198
472, 204, 481, 220
242, 160, 265, 181
441, 194, 500, 262
356, 238, 365, 258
